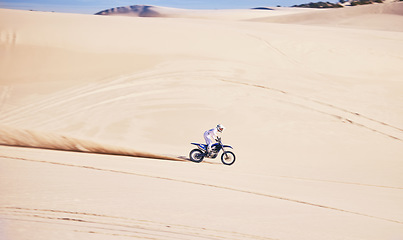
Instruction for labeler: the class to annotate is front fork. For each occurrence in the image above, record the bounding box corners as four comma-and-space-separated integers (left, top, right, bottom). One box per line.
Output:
221, 148, 230, 159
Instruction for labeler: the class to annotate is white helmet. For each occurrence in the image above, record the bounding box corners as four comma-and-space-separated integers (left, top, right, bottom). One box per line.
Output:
216, 124, 225, 133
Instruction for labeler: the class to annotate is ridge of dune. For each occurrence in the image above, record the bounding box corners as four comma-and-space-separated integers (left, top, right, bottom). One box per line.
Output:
93, 4, 319, 21
0, 125, 184, 161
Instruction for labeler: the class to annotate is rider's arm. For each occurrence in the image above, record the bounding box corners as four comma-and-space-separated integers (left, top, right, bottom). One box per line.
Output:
212, 129, 219, 140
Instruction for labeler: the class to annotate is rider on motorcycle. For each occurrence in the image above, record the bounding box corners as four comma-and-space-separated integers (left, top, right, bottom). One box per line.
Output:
204, 124, 225, 155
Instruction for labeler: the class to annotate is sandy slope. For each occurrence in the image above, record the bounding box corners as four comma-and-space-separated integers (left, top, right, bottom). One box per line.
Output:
1, 145, 403, 240
1, 3, 403, 240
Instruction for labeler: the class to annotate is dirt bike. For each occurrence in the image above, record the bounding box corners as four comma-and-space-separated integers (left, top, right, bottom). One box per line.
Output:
189, 137, 236, 165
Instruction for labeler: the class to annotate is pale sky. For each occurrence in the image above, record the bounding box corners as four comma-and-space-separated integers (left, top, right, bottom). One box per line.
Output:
0, 0, 327, 14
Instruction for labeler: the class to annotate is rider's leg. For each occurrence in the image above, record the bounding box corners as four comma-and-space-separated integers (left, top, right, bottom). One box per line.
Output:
204, 134, 213, 154
207, 137, 214, 155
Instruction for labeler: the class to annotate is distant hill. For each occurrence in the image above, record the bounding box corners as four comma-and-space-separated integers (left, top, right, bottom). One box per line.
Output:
251, 7, 274, 10
95, 5, 161, 17
292, 0, 399, 8
292, 1, 344, 8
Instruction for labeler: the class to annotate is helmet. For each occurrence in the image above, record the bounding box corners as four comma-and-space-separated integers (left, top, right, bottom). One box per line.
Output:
216, 124, 225, 133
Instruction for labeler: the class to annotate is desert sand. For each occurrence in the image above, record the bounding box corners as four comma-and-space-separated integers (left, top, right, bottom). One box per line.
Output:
1, 2, 403, 240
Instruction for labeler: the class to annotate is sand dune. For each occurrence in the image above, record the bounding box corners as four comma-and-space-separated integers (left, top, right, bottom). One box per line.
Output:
252, 2, 403, 31
1, 3, 403, 240
95, 4, 320, 21
94, 2, 403, 31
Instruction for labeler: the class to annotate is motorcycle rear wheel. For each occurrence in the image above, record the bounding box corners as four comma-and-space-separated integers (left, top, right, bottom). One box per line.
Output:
221, 151, 236, 165
189, 149, 204, 163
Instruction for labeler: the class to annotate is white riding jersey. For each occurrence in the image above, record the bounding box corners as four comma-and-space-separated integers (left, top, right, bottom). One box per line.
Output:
204, 128, 218, 140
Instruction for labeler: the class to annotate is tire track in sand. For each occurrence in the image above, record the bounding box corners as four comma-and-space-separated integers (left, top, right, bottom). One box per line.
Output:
2, 154, 402, 225
220, 79, 403, 141
241, 33, 402, 141
0, 207, 273, 240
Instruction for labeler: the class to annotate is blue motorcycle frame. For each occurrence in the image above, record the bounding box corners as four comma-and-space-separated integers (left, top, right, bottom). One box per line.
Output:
189, 138, 236, 165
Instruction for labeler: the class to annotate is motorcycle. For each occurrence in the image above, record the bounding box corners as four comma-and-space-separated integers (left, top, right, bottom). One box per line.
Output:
189, 137, 236, 165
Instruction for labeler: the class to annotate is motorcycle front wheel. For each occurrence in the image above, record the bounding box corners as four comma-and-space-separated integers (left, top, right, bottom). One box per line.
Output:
221, 151, 236, 165
189, 149, 205, 163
